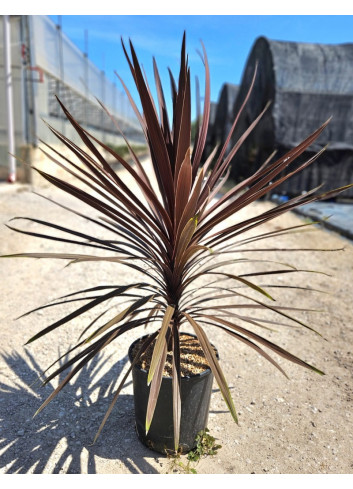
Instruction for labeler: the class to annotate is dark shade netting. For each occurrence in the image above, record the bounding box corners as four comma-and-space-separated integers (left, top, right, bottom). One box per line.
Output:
214, 37, 353, 198
204, 83, 239, 160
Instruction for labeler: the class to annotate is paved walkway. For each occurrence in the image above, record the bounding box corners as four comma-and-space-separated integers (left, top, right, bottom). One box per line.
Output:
270, 193, 353, 242
294, 201, 353, 241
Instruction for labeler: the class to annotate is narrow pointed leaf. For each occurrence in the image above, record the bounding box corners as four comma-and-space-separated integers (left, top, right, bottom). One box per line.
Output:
172, 325, 181, 452
183, 313, 238, 423
145, 339, 169, 434
147, 305, 175, 385
201, 314, 325, 375
85, 294, 156, 342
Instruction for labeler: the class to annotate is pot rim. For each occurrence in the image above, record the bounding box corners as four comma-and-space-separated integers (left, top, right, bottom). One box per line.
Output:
128, 332, 218, 380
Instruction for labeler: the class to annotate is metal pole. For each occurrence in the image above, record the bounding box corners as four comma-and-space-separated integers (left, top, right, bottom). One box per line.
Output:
101, 69, 105, 142
3, 15, 16, 183
25, 15, 37, 149
84, 29, 88, 127
57, 15, 65, 135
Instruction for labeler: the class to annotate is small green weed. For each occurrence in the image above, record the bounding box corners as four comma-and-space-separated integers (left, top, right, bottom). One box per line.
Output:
167, 428, 222, 474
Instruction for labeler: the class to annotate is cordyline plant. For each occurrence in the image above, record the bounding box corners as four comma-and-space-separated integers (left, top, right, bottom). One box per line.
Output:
3, 34, 352, 451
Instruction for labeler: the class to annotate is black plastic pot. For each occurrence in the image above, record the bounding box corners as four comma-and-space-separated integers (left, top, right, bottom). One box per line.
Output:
128, 333, 217, 454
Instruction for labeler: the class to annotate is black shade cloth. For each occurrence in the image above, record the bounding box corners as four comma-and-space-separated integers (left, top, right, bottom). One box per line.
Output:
213, 37, 353, 198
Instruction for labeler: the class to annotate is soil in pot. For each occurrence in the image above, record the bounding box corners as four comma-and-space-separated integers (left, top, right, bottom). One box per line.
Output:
129, 333, 217, 455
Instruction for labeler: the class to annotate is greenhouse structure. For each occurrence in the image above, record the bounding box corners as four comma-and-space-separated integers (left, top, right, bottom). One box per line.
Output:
228, 36, 353, 199
207, 83, 239, 158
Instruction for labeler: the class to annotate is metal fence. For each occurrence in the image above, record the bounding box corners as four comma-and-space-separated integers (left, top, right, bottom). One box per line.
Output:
0, 15, 144, 182
30, 16, 139, 134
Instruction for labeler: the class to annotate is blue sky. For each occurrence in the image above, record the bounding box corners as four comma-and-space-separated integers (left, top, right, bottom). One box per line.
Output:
47, 13, 353, 120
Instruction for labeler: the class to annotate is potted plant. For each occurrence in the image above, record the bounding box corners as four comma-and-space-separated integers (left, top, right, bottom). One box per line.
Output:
3, 34, 352, 455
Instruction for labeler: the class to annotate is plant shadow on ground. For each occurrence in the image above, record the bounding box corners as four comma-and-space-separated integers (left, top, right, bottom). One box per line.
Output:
0, 349, 159, 473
